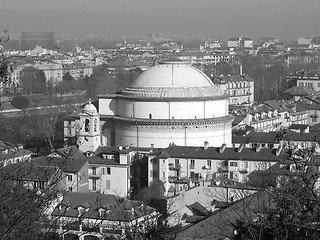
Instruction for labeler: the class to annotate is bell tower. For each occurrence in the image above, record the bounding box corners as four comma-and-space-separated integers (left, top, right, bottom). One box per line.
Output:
78, 99, 101, 153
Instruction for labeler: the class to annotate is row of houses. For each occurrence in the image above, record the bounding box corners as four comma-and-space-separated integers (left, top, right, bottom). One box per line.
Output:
10, 62, 94, 87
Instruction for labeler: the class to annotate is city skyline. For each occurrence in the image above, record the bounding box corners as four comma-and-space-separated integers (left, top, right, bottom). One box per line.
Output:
0, 0, 319, 40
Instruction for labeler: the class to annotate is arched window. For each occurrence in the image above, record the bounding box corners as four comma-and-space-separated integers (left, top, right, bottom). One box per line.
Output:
94, 118, 97, 132
85, 119, 90, 132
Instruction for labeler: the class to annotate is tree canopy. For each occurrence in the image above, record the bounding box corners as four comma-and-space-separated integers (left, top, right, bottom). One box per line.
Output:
20, 67, 47, 94
10, 95, 30, 109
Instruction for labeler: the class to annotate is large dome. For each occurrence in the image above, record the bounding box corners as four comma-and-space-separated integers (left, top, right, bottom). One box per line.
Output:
122, 61, 223, 98
133, 61, 213, 88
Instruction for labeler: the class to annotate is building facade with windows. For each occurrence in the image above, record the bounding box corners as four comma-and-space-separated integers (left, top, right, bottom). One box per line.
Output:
0, 141, 32, 166
51, 192, 157, 240
148, 144, 285, 195
84, 146, 138, 197
213, 74, 254, 105
287, 70, 320, 91
227, 37, 253, 49
88, 155, 132, 197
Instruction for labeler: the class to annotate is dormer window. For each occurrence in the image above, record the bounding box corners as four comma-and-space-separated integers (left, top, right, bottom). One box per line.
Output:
98, 208, 111, 217
59, 204, 69, 214
98, 208, 105, 217
77, 205, 89, 217
130, 207, 135, 215
77, 207, 85, 217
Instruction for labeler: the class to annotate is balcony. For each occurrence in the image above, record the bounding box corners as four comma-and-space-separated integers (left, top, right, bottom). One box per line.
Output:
88, 172, 101, 178
168, 176, 189, 184
168, 163, 182, 171
238, 168, 248, 174
217, 166, 228, 173
168, 176, 178, 182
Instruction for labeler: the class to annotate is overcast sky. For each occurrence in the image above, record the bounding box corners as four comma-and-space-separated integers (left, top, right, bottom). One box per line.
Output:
0, 0, 319, 40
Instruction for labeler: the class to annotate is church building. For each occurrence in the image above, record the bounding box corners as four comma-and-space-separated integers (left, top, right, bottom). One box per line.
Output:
65, 61, 233, 153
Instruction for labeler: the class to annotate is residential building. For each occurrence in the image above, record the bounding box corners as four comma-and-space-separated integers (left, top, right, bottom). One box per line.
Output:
173, 50, 237, 65
7, 161, 65, 192
32, 62, 63, 84
177, 190, 275, 239
258, 37, 279, 47
227, 37, 253, 49
200, 40, 222, 50
230, 100, 308, 132
231, 104, 282, 133
262, 100, 308, 127
232, 131, 319, 150
283, 86, 318, 101
0, 141, 32, 166
87, 146, 134, 197
213, 74, 254, 105
167, 184, 257, 227
48, 147, 89, 192
50, 192, 158, 240
295, 100, 320, 126
147, 144, 286, 195
62, 63, 93, 80
298, 37, 312, 45
286, 52, 320, 67
294, 70, 320, 91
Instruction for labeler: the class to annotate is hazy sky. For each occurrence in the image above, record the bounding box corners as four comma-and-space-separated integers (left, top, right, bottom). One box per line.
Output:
0, 0, 319, 40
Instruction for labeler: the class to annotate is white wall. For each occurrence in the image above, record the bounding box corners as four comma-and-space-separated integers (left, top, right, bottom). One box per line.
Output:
115, 99, 228, 119
113, 122, 232, 148
98, 98, 116, 115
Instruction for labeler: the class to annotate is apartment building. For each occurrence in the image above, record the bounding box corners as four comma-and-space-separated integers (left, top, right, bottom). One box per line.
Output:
87, 150, 133, 197
213, 74, 254, 105
287, 70, 320, 91
51, 192, 157, 239
148, 144, 285, 195
0, 141, 32, 166
227, 37, 253, 49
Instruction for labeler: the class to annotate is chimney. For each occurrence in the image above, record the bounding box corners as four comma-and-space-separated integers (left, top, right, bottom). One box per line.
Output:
219, 143, 227, 153
240, 64, 243, 75
204, 141, 209, 150
149, 143, 154, 153
238, 144, 244, 153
